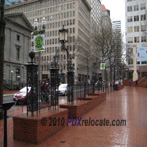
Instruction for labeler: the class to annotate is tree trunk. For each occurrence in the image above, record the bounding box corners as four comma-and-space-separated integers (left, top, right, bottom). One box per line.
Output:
109, 59, 112, 85
0, 0, 5, 119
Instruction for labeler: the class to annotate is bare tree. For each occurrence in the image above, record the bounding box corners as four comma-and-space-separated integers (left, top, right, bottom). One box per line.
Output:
92, 18, 124, 83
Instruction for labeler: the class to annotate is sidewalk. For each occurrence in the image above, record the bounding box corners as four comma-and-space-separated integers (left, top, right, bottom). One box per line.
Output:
0, 86, 147, 146
3, 90, 18, 95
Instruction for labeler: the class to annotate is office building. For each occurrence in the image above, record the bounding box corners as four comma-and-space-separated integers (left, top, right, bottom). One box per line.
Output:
125, 0, 147, 79
5, 0, 91, 83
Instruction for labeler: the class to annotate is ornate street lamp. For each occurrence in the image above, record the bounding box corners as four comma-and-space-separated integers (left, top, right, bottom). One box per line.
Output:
59, 25, 68, 44
59, 25, 74, 103
33, 17, 46, 109
34, 19, 38, 31
42, 17, 46, 30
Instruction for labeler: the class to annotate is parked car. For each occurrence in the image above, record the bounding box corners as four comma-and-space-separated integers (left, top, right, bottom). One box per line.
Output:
13, 86, 31, 104
57, 84, 68, 96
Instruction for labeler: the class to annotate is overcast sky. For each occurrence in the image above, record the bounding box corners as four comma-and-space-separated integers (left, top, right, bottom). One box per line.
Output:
101, 0, 125, 34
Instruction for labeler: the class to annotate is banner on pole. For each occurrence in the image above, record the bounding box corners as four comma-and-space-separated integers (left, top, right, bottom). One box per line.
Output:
137, 47, 147, 61
100, 63, 105, 70
33, 30, 45, 52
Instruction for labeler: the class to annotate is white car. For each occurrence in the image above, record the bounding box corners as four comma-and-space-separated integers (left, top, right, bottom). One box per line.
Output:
58, 84, 68, 96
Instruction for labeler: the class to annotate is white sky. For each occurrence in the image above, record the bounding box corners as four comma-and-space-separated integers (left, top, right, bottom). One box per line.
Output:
101, 0, 125, 34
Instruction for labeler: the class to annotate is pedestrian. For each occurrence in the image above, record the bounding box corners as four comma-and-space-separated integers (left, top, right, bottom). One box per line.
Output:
135, 80, 138, 87
129, 80, 131, 87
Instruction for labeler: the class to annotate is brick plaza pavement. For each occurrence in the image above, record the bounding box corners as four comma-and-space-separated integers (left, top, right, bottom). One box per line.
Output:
0, 86, 147, 147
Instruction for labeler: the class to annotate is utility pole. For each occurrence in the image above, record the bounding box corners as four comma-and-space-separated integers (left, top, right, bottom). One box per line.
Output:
0, 0, 5, 119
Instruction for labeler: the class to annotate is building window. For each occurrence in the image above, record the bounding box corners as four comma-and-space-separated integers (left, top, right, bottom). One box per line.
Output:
134, 15, 139, 21
127, 16, 133, 22
70, 20, 72, 25
141, 25, 146, 32
73, 36, 75, 42
17, 35, 20, 41
64, 12, 66, 18
16, 47, 20, 60
73, 28, 75, 33
58, 22, 60, 27
67, 12, 69, 17
70, 11, 72, 17
141, 14, 146, 21
140, 4, 146, 10
67, 4, 69, 9
141, 36, 146, 42
127, 6, 132, 12
128, 37, 133, 43
134, 5, 139, 11
73, 11, 75, 16
128, 27, 133, 33
134, 37, 140, 43
70, 3, 72, 9
70, 28, 72, 33
134, 26, 139, 32
61, 13, 63, 19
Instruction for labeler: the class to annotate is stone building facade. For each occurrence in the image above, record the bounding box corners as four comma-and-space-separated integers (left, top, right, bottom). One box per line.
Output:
4, 13, 33, 88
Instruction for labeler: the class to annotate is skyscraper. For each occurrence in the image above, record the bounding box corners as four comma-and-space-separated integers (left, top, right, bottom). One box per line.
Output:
112, 20, 122, 59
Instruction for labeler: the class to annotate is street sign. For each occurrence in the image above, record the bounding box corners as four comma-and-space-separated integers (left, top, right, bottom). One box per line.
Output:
100, 63, 105, 70
33, 30, 45, 52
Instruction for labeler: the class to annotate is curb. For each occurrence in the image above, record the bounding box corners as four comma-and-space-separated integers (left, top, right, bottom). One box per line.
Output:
3, 94, 14, 97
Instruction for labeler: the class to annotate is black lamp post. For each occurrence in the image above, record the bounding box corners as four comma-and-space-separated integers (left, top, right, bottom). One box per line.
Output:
2, 102, 15, 147
50, 48, 59, 109
59, 25, 74, 102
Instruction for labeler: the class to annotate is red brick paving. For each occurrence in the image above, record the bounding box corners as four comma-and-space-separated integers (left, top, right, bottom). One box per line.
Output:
0, 86, 147, 146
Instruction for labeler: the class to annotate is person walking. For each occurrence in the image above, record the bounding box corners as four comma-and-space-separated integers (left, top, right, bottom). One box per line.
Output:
135, 80, 138, 87
129, 80, 131, 87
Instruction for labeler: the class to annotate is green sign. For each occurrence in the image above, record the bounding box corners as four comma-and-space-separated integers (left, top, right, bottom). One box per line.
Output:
33, 31, 45, 52
100, 63, 105, 70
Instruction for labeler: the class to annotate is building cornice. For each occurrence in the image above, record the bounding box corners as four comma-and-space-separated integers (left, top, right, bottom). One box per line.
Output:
5, 13, 33, 32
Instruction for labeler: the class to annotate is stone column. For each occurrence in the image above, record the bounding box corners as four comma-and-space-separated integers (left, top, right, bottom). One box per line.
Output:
133, 44, 138, 81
